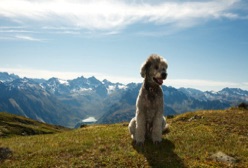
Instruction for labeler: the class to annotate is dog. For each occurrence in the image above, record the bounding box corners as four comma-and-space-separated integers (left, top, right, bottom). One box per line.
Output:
128, 54, 169, 145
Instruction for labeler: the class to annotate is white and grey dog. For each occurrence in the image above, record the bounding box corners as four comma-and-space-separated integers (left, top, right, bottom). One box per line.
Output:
128, 54, 169, 144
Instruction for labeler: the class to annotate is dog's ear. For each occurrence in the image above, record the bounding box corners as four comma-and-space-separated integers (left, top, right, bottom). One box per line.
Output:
140, 60, 151, 78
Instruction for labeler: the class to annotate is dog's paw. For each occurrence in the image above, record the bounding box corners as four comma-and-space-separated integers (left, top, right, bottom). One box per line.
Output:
131, 140, 144, 146
136, 142, 144, 146
136, 141, 144, 146
153, 141, 161, 145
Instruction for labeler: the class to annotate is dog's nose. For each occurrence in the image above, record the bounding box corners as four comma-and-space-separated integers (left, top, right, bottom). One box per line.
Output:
162, 72, 167, 79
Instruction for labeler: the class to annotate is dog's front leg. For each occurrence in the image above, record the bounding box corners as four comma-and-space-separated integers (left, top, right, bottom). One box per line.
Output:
151, 114, 163, 144
135, 112, 146, 145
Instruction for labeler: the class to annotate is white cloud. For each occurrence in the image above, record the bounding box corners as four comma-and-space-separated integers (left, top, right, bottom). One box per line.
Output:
0, 0, 242, 31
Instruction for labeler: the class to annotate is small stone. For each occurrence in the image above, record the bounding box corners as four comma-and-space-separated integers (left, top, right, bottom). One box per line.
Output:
188, 115, 203, 122
209, 151, 237, 165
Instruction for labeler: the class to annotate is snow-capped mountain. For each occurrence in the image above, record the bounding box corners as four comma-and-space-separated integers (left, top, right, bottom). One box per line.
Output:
0, 72, 247, 127
0, 72, 128, 127
40, 76, 127, 96
0, 77, 78, 127
180, 87, 248, 104
0, 72, 19, 82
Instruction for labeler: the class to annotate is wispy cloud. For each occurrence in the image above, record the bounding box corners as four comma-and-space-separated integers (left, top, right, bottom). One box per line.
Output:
0, 34, 45, 42
0, 26, 46, 41
0, 0, 244, 32
0, 26, 32, 33
14, 35, 44, 42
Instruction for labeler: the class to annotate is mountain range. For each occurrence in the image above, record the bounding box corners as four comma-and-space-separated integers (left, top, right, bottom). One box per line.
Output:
0, 72, 247, 128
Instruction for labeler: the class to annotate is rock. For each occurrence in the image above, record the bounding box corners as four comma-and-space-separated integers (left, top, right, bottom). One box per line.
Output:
0, 147, 13, 162
80, 124, 87, 128
238, 102, 248, 109
188, 115, 203, 122
122, 123, 128, 127
209, 151, 237, 165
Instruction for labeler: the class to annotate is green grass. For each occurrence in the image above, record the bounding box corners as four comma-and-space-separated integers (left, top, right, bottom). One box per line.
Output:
0, 108, 247, 167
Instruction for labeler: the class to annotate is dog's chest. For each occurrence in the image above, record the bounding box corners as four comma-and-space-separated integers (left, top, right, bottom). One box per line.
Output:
144, 109, 156, 123
143, 93, 161, 122
143, 90, 162, 107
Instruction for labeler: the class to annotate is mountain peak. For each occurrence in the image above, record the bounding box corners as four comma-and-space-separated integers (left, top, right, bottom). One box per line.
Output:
219, 87, 248, 96
0, 72, 19, 82
48, 77, 59, 81
88, 76, 97, 79
102, 79, 110, 83
88, 76, 102, 86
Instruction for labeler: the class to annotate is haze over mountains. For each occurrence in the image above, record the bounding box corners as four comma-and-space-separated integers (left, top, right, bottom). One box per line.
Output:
0, 72, 247, 128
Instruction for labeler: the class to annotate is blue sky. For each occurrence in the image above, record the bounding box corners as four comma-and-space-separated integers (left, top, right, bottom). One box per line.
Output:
0, 0, 248, 91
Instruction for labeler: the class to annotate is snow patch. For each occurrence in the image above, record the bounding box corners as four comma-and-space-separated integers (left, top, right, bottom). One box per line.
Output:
82, 117, 97, 123
71, 87, 93, 93
107, 84, 127, 94
209, 90, 218, 94
80, 88, 92, 91
107, 85, 115, 93
39, 83, 44, 89
118, 84, 127, 89
58, 79, 69, 85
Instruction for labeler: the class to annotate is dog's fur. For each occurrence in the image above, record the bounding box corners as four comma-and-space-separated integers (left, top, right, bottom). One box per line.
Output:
128, 54, 169, 144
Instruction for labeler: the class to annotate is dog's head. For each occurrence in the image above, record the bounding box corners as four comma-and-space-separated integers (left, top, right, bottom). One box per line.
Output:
141, 54, 168, 85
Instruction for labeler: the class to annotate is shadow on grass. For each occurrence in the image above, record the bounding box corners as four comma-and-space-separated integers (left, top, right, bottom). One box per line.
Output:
132, 139, 186, 168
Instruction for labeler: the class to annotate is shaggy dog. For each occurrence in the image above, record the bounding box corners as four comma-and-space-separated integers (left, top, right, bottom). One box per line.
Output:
128, 54, 169, 144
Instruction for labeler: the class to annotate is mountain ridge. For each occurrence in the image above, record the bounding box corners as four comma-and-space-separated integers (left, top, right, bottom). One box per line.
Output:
0, 72, 247, 127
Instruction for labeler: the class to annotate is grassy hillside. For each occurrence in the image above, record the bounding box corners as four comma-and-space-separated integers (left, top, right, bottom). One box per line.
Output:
0, 108, 247, 167
0, 112, 69, 137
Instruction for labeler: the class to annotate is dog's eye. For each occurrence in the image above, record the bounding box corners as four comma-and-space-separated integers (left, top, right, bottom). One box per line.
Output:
155, 65, 159, 70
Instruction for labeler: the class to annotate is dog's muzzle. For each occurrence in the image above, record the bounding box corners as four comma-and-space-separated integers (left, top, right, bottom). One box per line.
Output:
153, 73, 167, 85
